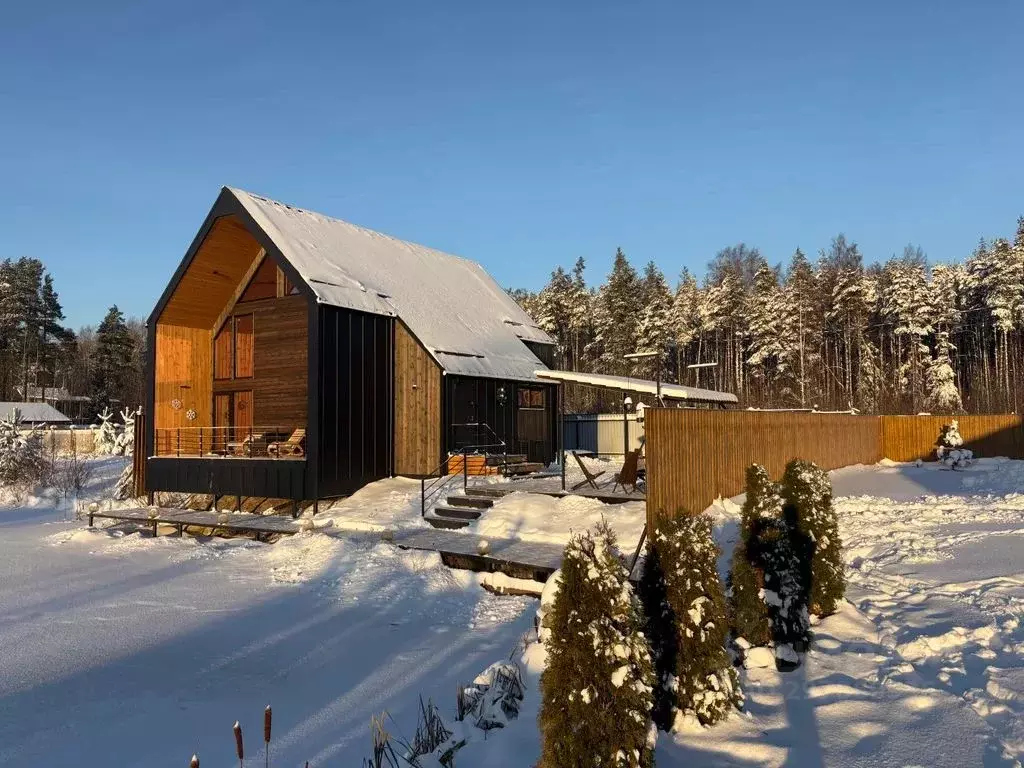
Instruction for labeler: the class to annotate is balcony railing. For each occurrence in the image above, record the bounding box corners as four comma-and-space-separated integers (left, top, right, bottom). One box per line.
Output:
153, 426, 306, 459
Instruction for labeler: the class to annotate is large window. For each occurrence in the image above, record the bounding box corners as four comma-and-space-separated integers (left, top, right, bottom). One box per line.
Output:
239, 257, 301, 303
214, 314, 254, 380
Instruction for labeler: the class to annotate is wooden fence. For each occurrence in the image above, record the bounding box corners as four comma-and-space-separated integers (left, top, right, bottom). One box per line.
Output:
645, 410, 881, 526
879, 414, 1024, 462
646, 409, 1024, 527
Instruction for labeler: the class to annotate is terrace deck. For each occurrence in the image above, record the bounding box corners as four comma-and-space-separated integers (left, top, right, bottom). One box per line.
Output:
86, 507, 300, 541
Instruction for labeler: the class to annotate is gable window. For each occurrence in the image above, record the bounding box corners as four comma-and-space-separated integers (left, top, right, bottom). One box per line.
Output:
239, 256, 301, 303
214, 314, 255, 380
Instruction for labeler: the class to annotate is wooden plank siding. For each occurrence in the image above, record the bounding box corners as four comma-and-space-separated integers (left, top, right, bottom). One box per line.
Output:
212, 294, 308, 429
880, 414, 1024, 462
159, 215, 265, 328
645, 409, 882, 527
393, 321, 442, 475
154, 324, 212, 437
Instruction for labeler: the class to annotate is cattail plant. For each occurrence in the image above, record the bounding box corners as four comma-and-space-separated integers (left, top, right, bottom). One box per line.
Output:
233, 720, 244, 767
264, 705, 272, 768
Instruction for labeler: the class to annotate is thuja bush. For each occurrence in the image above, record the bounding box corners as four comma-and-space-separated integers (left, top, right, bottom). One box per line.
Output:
539, 522, 655, 768
641, 514, 742, 729
727, 465, 780, 648
758, 516, 810, 655
781, 459, 845, 618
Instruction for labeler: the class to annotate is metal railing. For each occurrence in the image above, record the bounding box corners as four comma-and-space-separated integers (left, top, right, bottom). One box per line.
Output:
153, 426, 306, 459
420, 423, 507, 517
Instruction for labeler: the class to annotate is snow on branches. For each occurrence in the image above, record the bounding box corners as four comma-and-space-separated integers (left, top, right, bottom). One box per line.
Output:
936, 420, 974, 470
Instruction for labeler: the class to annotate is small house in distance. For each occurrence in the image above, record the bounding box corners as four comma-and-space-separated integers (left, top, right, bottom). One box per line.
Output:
145, 187, 558, 503
0, 402, 72, 427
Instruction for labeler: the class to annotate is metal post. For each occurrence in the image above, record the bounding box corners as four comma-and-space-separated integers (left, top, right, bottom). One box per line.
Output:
623, 395, 629, 458
176, 428, 180, 457
199, 428, 203, 457
463, 449, 468, 492
559, 383, 566, 492
421, 478, 426, 518
248, 426, 253, 457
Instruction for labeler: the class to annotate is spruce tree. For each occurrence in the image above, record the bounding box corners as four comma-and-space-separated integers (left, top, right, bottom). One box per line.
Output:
781, 459, 845, 618
90, 305, 137, 414
539, 523, 655, 768
728, 465, 779, 648
642, 514, 741, 728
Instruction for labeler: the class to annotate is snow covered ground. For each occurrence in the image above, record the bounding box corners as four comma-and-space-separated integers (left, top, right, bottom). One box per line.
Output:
0, 456, 1021, 766
673, 458, 1024, 767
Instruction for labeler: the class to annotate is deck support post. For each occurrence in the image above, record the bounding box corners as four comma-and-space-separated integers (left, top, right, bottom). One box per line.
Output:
313, 499, 319, 517
88, 512, 94, 527
151, 521, 158, 537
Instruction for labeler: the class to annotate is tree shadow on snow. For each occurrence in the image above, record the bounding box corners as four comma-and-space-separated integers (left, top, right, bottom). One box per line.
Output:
0, 543, 535, 768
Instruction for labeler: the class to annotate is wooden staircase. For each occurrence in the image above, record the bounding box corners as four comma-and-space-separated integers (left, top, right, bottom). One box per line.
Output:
427, 487, 511, 530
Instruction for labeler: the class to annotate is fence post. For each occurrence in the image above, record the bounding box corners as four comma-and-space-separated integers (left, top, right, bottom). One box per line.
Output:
463, 449, 468, 491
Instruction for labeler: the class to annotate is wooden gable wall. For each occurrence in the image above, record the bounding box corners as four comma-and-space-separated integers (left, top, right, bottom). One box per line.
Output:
394, 322, 442, 475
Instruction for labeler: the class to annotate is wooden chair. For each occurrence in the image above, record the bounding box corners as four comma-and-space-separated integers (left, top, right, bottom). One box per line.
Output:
569, 451, 607, 491
228, 432, 264, 457
268, 428, 306, 458
612, 449, 641, 494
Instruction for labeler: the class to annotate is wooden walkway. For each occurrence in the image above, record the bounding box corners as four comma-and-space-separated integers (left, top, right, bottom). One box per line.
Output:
390, 527, 567, 581
87, 507, 299, 541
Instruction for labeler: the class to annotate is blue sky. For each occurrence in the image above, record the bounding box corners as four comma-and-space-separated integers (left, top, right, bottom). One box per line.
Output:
2, 1, 1022, 328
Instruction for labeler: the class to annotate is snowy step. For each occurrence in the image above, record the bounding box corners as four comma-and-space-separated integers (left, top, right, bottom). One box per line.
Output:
486, 453, 527, 466
425, 515, 472, 530
432, 505, 483, 521
461, 487, 514, 499
502, 462, 545, 476
446, 495, 495, 509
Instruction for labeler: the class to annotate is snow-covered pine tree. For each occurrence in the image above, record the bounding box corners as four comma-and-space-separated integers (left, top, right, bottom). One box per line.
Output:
93, 407, 118, 455
593, 249, 643, 376
539, 522, 655, 768
781, 459, 845, 618
757, 515, 810, 663
642, 514, 742, 729
925, 331, 963, 413
0, 409, 48, 487
635, 262, 673, 384
728, 465, 780, 648
669, 269, 702, 384
746, 261, 791, 406
936, 420, 973, 469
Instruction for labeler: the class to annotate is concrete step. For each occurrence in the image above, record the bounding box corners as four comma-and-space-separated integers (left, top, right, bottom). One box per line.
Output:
432, 505, 483, 521
446, 495, 495, 510
461, 487, 515, 499
502, 462, 546, 476
425, 516, 471, 530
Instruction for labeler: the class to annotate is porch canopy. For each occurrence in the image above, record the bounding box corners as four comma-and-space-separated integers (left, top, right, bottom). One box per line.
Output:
533, 370, 738, 406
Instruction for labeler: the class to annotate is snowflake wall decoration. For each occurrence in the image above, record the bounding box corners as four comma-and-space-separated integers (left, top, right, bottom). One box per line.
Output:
185, 409, 197, 421
171, 399, 183, 410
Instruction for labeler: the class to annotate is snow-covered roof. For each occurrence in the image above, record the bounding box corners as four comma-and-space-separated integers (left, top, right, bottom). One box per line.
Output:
533, 370, 739, 404
229, 188, 554, 382
17, 386, 91, 403
0, 402, 72, 424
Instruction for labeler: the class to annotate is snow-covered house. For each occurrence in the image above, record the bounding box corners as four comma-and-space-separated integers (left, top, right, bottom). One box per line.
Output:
144, 187, 558, 502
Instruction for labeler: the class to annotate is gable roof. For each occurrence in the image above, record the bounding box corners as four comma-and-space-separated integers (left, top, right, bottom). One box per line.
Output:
226, 187, 553, 382
0, 402, 72, 424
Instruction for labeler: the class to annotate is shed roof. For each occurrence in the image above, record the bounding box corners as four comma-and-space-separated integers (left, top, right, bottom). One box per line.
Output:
0, 402, 72, 424
228, 188, 553, 382
533, 370, 739, 404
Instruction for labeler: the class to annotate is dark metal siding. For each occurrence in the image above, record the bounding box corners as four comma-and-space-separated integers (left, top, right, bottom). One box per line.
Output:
146, 457, 307, 499
317, 306, 394, 497
443, 376, 558, 464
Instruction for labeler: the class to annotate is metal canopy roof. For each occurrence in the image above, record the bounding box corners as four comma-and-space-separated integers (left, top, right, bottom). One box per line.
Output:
533, 370, 738, 404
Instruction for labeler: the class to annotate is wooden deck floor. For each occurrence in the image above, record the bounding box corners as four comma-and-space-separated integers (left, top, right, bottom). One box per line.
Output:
87, 507, 300, 540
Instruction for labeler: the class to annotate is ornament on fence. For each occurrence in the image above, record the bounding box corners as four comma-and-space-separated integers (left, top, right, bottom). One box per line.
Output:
185, 409, 197, 422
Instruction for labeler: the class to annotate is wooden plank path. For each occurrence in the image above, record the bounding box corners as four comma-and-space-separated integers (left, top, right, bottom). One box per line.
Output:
389, 527, 568, 581
87, 507, 299, 541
